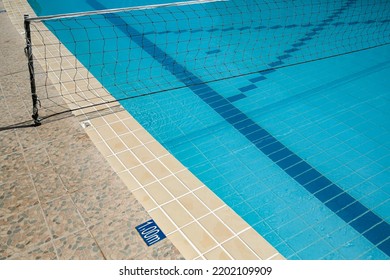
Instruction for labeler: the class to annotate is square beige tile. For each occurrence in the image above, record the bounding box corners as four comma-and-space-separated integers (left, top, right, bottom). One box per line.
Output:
116, 150, 141, 169
93, 141, 112, 157
194, 186, 225, 211
182, 222, 217, 254
178, 193, 210, 219
168, 231, 199, 260
144, 181, 174, 205
145, 141, 169, 158
160, 175, 190, 197
132, 188, 158, 211
106, 137, 127, 154
133, 129, 155, 144
176, 170, 204, 190
215, 206, 249, 234
159, 154, 185, 173
203, 246, 232, 260
110, 121, 129, 135
119, 133, 142, 148
130, 165, 156, 186
102, 113, 119, 124
145, 160, 171, 179
270, 254, 285, 260
88, 118, 107, 130
199, 213, 234, 243
148, 208, 177, 235
122, 117, 143, 131
95, 124, 116, 140
115, 110, 132, 120
222, 238, 259, 260
162, 200, 193, 228
117, 171, 141, 191
132, 145, 155, 163
239, 228, 280, 260
105, 155, 126, 172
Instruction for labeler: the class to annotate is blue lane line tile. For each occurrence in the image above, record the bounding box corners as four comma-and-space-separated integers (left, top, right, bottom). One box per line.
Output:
378, 238, 390, 254
303, 176, 334, 193
206, 49, 221, 55
227, 93, 247, 102
316, 185, 344, 202
337, 202, 368, 222
268, 61, 284, 67
292, 42, 305, 47
363, 222, 390, 245
277, 54, 292, 60
350, 212, 382, 233
285, 24, 298, 28
325, 192, 356, 210
222, 27, 234, 31
239, 84, 257, 93
238, 26, 250, 31
277, 154, 303, 169
249, 76, 267, 83
285, 48, 299, 53
300, 37, 312, 42
89, 0, 390, 258
260, 69, 276, 75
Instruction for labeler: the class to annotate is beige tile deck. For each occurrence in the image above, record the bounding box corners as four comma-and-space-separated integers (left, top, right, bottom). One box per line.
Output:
1, 0, 285, 260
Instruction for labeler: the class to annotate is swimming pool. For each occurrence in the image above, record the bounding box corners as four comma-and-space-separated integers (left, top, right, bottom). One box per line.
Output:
28, 0, 390, 259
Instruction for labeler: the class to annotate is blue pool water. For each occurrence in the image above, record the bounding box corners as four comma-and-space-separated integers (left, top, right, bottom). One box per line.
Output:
28, 0, 390, 259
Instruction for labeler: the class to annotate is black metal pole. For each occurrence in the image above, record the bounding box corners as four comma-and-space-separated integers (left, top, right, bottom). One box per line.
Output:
24, 14, 41, 125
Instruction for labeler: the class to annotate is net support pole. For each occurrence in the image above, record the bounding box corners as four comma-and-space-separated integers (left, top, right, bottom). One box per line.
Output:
24, 14, 41, 126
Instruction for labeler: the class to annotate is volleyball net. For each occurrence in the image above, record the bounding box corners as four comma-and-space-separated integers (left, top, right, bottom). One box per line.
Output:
24, 0, 390, 124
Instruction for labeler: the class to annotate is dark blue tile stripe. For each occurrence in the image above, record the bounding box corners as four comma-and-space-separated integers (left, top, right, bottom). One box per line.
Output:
87, 0, 390, 257
249, 76, 267, 83
227, 93, 247, 102
239, 84, 257, 92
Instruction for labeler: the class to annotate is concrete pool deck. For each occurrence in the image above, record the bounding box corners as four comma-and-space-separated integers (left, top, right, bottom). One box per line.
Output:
0, 0, 283, 260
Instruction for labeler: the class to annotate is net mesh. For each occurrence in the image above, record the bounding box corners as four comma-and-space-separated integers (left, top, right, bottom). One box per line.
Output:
25, 0, 390, 118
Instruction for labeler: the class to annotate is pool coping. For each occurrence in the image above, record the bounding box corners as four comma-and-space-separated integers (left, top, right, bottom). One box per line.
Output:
4, 0, 284, 260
